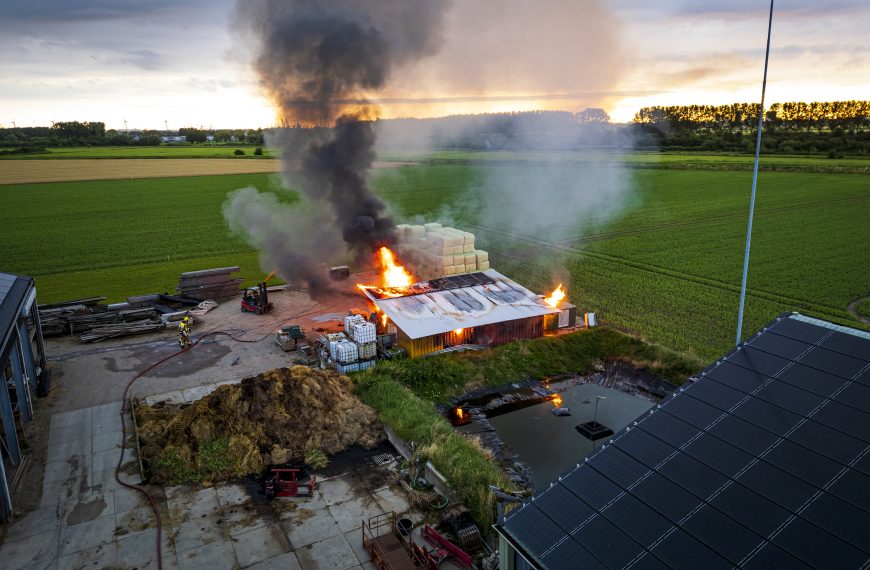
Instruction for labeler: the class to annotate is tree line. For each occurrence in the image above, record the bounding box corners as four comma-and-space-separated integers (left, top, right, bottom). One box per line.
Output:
0, 122, 265, 148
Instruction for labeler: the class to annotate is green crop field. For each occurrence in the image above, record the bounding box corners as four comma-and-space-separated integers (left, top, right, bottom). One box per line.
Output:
1, 150, 867, 360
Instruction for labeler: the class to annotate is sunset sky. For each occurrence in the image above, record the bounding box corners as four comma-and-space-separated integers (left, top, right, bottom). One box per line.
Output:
1, 0, 867, 129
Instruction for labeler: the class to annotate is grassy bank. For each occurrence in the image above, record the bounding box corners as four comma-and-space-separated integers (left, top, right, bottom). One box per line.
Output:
353, 327, 703, 526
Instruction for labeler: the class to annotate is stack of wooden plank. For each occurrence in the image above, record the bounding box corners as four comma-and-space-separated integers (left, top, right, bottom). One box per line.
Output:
176, 267, 243, 300
38, 293, 202, 342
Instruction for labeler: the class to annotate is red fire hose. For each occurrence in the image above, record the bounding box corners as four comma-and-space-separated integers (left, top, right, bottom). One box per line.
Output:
113, 303, 319, 569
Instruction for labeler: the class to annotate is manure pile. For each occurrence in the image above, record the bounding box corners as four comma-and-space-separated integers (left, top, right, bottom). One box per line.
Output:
137, 366, 383, 484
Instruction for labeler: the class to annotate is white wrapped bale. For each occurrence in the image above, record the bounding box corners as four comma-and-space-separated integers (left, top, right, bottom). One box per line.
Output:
424, 222, 442, 233
478, 260, 490, 270
410, 225, 425, 238
444, 265, 456, 275
463, 231, 475, 245
464, 253, 476, 266
475, 250, 489, 263
455, 264, 466, 273
463, 243, 474, 253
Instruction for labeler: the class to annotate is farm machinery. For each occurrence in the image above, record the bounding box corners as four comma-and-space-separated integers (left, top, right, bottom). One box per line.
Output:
241, 281, 273, 314
264, 468, 316, 499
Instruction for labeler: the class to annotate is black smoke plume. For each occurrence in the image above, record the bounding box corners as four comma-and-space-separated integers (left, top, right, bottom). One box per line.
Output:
226, 1, 449, 293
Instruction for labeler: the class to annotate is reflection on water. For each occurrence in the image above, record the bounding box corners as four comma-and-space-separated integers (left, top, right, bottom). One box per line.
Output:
488, 383, 655, 490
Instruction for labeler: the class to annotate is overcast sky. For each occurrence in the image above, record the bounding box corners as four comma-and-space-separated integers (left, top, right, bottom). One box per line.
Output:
1, 0, 867, 128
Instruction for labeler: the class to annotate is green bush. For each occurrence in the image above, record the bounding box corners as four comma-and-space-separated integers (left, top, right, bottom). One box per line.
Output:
233, 149, 245, 156
254, 147, 263, 156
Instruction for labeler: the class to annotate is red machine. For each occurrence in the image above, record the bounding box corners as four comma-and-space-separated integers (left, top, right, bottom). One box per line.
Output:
264, 468, 316, 499
241, 282, 273, 315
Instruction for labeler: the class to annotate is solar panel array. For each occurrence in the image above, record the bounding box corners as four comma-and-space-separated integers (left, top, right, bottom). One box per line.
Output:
501, 313, 870, 569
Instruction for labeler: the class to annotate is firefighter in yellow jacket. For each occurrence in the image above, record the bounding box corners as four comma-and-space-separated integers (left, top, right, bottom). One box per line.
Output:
178, 316, 192, 348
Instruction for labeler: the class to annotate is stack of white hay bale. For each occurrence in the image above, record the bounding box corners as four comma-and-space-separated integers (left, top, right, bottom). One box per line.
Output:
394, 223, 490, 280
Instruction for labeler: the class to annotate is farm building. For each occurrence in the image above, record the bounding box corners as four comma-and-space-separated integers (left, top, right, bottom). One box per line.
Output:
0, 272, 48, 521
361, 270, 559, 358
495, 313, 870, 569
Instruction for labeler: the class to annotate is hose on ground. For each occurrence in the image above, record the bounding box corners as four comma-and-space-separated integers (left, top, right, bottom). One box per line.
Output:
113, 302, 319, 569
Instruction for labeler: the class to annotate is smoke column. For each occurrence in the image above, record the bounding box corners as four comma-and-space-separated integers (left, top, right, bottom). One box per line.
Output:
225, 0, 449, 292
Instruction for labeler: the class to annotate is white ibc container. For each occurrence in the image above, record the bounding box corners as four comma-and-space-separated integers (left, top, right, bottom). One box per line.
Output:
349, 321, 377, 344
356, 341, 377, 360
336, 361, 360, 374
344, 314, 365, 332
334, 340, 359, 364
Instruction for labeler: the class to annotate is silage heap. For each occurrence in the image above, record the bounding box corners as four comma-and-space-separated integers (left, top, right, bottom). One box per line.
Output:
137, 366, 383, 484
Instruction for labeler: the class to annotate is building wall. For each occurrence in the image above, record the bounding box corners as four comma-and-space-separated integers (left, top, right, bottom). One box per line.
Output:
396, 316, 544, 358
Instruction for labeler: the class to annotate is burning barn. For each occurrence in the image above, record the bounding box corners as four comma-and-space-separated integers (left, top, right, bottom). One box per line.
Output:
360, 270, 560, 358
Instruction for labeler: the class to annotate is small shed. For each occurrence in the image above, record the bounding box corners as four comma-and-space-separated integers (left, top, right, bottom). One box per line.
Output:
362, 270, 558, 358
0, 272, 48, 521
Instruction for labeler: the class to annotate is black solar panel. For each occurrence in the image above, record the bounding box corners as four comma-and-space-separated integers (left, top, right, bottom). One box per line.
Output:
561, 465, 623, 510
649, 527, 732, 569
768, 316, 829, 344
747, 330, 811, 360
499, 315, 870, 570
709, 482, 792, 537
776, 362, 847, 397
819, 331, 870, 361
540, 537, 606, 570
533, 483, 595, 534
680, 503, 765, 565
572, 514, 645, 569
771, 516, 868, 568
504, 503, 563, 554
798, 346, 866, 379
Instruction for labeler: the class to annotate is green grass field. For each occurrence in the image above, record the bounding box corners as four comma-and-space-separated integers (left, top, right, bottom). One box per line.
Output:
1, 150, 867, 360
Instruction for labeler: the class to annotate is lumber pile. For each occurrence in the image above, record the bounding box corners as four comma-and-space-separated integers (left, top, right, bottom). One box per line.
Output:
394, 224, 489, 281
39, 293, 202, 342
176, 267, 243, 300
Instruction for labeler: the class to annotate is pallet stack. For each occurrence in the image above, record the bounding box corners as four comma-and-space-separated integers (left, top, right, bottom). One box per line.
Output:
176, 267, 243, 301
394, 224, 489, 281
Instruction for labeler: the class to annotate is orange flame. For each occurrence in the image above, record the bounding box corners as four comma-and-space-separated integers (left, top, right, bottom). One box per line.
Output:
381, 313, 388, 327
544, 284, 566, 308
357, 247, 417, 298
454, 328, 464, 335
378, 247, 413, 288
456, 407, 465, 420
551, 394, 563, 408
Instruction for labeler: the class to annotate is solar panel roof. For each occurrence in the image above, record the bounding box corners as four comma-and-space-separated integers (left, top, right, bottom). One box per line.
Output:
500, 313, 870, 569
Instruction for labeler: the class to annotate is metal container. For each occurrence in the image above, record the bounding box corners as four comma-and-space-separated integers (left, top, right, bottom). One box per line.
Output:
584, 312, 597, 327
329, 266, 350, 280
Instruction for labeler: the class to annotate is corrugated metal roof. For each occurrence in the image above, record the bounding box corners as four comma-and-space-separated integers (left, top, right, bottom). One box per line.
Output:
499, 313, 870, 569
364, 270, 558, 339
0, 272, 32, 350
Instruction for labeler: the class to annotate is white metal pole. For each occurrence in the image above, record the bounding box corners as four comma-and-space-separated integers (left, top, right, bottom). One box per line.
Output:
736, 0, 775, 346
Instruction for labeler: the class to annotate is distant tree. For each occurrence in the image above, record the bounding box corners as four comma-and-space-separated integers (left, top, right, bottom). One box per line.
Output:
234, 149, 245, 155
574, 108, 610, 124
179, 127, 207, 143
253, 147, 263, 155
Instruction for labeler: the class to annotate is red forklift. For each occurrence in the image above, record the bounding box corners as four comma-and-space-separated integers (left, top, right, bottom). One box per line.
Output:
241, 281, 273, 315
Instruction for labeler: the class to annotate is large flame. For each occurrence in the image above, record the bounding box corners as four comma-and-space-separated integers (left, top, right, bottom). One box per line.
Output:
357, 246, 416, 298
550, 394, 563, 408
378, 247, 413, 288
544, 283, 566, 308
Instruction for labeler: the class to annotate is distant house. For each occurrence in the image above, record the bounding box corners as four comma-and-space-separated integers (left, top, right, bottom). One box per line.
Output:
160, 135, 187, 143
496, 313, 870, 569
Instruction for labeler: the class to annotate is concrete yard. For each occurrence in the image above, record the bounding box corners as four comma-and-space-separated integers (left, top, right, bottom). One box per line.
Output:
0, 287, 428, 569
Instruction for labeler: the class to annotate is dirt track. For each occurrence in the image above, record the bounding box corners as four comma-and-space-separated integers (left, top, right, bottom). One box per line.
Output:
0, 158, 406, 184
0, 158, 282, 184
